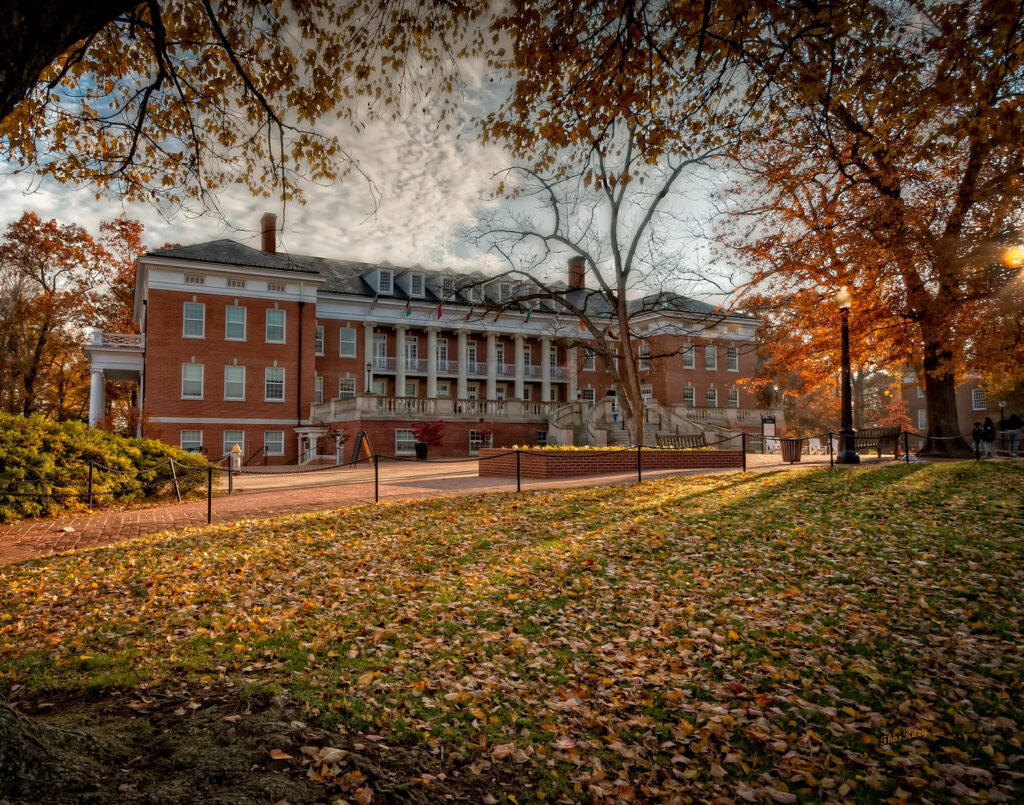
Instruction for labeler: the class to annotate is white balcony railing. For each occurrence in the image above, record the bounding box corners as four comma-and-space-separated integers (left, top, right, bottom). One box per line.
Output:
95, 332, 144, 348
310, 394, 559, 424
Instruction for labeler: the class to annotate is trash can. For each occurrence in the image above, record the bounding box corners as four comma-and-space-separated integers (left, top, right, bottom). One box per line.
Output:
779, 437, 803, 464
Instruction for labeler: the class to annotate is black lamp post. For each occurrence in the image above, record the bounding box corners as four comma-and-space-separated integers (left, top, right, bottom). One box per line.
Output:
835, 286, 860, 464
365, 362, 372, 393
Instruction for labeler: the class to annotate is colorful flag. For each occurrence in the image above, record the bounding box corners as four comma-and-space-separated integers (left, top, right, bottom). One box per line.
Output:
465, 305, 475, 321
524, 308, 532, 323
404, 299, 412, 317
579, 318, 586, 331
369, 294, 378, 312
436, 302, 443, 320
493, 310, 502, 323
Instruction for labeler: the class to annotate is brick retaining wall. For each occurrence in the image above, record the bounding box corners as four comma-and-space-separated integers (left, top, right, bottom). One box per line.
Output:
478, 448, 744, 478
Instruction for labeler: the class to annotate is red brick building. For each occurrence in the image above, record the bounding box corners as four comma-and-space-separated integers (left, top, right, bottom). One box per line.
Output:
86, 216, 770, 462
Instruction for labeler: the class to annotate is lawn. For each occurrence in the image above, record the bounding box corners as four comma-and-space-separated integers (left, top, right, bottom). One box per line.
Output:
2, 462, 1022, 803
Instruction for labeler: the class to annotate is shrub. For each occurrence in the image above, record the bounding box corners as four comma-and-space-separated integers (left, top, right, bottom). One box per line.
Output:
0, 414, 210, 523
412, 421, 445, 447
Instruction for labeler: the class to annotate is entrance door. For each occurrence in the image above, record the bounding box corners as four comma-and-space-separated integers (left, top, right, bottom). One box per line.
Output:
373, 334, 387, 368
372, 378, 387, 396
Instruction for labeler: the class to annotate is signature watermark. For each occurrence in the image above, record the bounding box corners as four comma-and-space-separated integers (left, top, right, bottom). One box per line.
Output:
880, 728, 929, 745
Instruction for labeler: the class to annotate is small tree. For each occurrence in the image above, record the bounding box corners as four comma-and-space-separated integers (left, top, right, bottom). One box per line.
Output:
412, 421, 444, 447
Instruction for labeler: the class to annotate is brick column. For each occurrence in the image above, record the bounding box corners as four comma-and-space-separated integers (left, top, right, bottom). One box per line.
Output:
514, 334, 525, 399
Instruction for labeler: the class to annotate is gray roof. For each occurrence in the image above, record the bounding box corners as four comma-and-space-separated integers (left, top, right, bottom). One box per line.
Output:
147, 239, 755, 321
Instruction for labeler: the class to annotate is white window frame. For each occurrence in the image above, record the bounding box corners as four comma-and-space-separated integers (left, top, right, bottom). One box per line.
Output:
410, 273, 424, 297
181, 363, 204, 399
682, 344, 695, 369
727, 388, 740, 408
395, 428, 416, 456
638, 343, 650, 371
437, 381, 451, 397
223, 365, 245, 400
581, 388, 596, 405
338, 377, 356, 398
264, 367, 285, 401
536, 431, 548, 446
314, 324, 325, 356
726, 346, 739, 372
523, 345, 532, 366
683, 387, 696, 407
441, 276, 455, 299
225, 305, 246, 341
523, 385, 532, 401
266, 309, 286, 343
971, 388, 987, 411
184, 275, 204, 286
467, 342, 477, 364
582, 349, 596, 371
314, 375, 323, 404
264, 431, 284, 456
222, 430, 243, 456
499, 281, 512, 301
706, 387, 718, 407
183, 302, 205, 338
917, 409, 927, 430
705, 344, 717, 371
640, 384, 653, 401
469, 430, 493, 455
180, 429, 203, 452
495, 343, 505, 364
406, 338, 419, 363
378, 269, 393, 294
339, 327, 357, 358
267, 282, 286, 293
227, 278, 246, 289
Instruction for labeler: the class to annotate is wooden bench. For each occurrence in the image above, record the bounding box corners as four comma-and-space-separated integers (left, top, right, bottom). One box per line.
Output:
853, 426, 901, 458
656, 433, 708, 449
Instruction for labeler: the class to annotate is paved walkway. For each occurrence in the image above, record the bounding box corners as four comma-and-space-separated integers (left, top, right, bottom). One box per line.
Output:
0, 453, 879, 567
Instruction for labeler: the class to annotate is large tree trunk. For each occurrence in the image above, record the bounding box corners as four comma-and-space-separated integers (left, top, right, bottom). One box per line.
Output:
919, 326, 972, 457
0, 698, 99, 799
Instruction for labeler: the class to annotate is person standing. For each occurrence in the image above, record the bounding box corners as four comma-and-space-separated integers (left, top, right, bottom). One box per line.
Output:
972, 421, 984, 456
982, 417, 998, 457
1003, 412, 1022, 458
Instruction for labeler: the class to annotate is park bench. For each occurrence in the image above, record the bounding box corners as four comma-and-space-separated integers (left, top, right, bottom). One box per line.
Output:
853, 426, 901, 458
656, 433, 708, 449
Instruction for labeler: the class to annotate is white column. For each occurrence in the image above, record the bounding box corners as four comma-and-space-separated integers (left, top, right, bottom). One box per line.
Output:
456, 329, 468, 399
514, 334, 525, 399
427, 327, 438, 398
88, 368, 105, 427
486, 332, 497, 400
395, 325, 407, 397
363, 322, 375, 392
541, 335, 552, 403
567, 345, 578, 401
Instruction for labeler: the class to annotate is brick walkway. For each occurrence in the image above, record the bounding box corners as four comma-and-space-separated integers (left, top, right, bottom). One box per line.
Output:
0, 453, 888, 567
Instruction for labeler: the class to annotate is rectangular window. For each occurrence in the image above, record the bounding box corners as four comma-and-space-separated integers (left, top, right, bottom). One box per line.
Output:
495, 343, 505, 364
410, 274, 424, 297
338, 377, 356, 398
467, 342, 477, 364
404, 380, 418, 396
917, 386, 926, 398
728, 389, 740, 408
264, 430, 284, 456
436, 339, 448, 368
705, 345, 717, 371
267, 282, 285, 293
395, 428, 416, 455
706, 387, 718, 407
499, 282, 512, 301
549, 345, 558, 367
683, 387, 695, 406
437, 381, 451, 397
222, 430, 243, 456
536, 431, 548, 446
406, 339, 418, 363
523, 385, 531, 401
223, 365, 245, 400
583, 349, 596, 371
265, 367, 285, 401
266, 309, 286, 343
378, 269, 392, 294
640, 384, 653, 401
314, 324, 324, 356
523, 345, 532, 365
339, 327, 357, 358
227, 278, 246, 289
184, 275, 204, 285
638, 343, 650, 371
581, 388, 596, 405
917, 409, 927, 430
183, 302, 205, 338
181, 364, 204, 398
682, 345, 695, 369
469, 430, 493, 455
314, 375, 323, 404
180, 429, 202, 452
225, 305, 246, 340
971, 388, 987, 411
441, 276, 455, 299
466, 385, 478, 400
727, 346, 739, 372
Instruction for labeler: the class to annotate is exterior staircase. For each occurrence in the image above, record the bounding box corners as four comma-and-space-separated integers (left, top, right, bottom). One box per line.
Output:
606, 425, 630, 446
573, 424, 593, 446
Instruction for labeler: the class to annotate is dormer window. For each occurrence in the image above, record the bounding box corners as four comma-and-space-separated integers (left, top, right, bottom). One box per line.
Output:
441, 276, 455, 299
378, 269, 393, 294
499, 282, 512, 301
410, 273, 424, 297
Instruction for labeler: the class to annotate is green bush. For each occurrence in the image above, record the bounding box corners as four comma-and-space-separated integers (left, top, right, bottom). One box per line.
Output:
0, 414, 210, 523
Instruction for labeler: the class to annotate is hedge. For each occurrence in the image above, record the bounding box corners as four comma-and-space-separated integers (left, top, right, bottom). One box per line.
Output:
0, 414, 210, 523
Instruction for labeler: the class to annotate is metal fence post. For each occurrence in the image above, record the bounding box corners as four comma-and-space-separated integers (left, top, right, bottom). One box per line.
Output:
227, 461, 233, 495
904, 430, 910, 465
828, 431, 834, 468
741, 432, 746, 472
637, 443, 642, 484
516, 450, 521, 493
373, 454, 379, 503
87, 461, 94, 510
207, 466, 213, 524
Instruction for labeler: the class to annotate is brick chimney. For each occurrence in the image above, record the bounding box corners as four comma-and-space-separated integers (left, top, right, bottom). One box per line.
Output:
568, 256, 585, 290
261, 212, 277, 254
